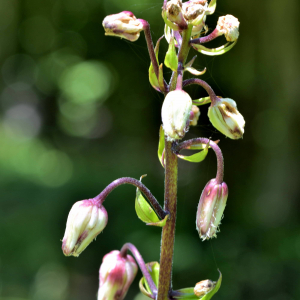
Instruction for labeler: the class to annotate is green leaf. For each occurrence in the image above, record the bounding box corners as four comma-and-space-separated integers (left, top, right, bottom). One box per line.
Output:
206, 0, 217, 15
201, 270, 222, 300
147, 213, 169, 227
135, 181, 160, 224
192, 97, 211, 106
139, 262, 160, 298
185, 66, 206, 76
192, 41, 237, 56
173, 270, 222, 300
177, 146, 209, 163
158, 63, 165, 92
149, 36, 163, 92
157, 126, 165, 168
164, 37, 178, 72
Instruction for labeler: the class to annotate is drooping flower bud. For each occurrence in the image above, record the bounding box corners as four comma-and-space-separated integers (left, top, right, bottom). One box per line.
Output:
165, 0, 187, 28
208, 98, 245, 139
102, 11, 144, 42
161, 90, 193, 141
194, 279, 216, 297
216, 15, 240, 42
98, 250, 138, 300
196, 179, 228, 240
62, 199, 108, 257
189, 105, 200, 126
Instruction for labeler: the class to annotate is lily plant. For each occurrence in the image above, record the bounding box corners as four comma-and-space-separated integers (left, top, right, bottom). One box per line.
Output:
61, 1, 245, 299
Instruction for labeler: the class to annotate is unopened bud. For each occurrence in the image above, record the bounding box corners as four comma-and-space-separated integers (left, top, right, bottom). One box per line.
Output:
194, 279, 216, 297
98, 250, 138, 300
182, 0, 206, 21
190, 105, 200, 126
208, 98, 245, 139
102, 11, 144, 42
216, 15, 240, 42
161, 90, 193, 141
62, 199, 108, 257
196, 179, 228, 240
166, 0, 187, 28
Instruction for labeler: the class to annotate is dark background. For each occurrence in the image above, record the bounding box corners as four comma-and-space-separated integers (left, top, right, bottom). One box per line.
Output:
0, 0, 300, 299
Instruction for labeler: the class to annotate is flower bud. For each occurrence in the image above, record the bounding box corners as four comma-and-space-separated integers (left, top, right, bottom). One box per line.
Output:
208, 98, 245, 139
62, 199, 108, 257
161, 90, 193, 141
196, 179, 228, 240
216, 15, 240, 42
194, 279, 216, 297
166, 0, 187, 28
182, 0, 206, 21
98, 250, 138, 300
189, 105, 200, 126
102, 11, 144, 42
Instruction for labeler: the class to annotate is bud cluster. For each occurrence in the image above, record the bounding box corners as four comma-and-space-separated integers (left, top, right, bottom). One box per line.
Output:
164, 0, 209, 35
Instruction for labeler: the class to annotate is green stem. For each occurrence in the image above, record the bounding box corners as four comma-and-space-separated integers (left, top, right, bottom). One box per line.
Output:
157, 24, 193, 300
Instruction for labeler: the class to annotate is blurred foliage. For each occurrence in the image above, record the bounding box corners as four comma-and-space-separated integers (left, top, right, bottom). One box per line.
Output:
0, 0, 300, 300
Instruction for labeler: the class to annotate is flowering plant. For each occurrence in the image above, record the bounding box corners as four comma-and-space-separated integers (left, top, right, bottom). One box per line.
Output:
62, 0, 245, 299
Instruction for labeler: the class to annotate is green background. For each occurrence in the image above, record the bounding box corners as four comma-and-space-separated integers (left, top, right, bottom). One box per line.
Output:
0, 0, 299, 299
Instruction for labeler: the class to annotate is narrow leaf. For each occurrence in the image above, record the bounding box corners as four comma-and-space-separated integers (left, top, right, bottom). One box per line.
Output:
192, 41, 237, 56
185, 55, 197, 68
157, 126, 165, 168
158, 63, 165, 91
185, 66, 206, 76
192, 97, 211, 106
149, 36, 163, 92
177, 146, 209, 163
164, 37, 178, 72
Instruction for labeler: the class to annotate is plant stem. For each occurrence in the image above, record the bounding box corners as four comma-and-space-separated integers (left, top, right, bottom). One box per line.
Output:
182, 78, 219, 105
169, 24, 193, 91
140, 20, 168, 93
190, 28, 221, 44
120, 243, 157, 296
176, 138, 224, 183
94, 177, 167, 220
157, 140, 178, 300
157, 24, 193, 300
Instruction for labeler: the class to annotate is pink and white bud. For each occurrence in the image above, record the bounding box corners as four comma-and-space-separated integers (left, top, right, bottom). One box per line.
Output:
216, 15, 240, 42
102, 11, 144, 42
98, 250, 138, 300
189, 105, 200, 126
208, 98, 245, 139
62, 199, 108, 257
161, 90, 193, 141
165, 0, 187, 28
196, 179, 228, 240
194, 279, 216, 297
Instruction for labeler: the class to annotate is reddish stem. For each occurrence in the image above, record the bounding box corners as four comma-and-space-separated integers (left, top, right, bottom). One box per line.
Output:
94, 177, 166, 219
